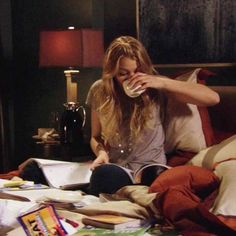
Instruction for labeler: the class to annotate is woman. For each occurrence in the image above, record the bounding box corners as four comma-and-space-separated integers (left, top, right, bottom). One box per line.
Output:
86, 36, 219, 195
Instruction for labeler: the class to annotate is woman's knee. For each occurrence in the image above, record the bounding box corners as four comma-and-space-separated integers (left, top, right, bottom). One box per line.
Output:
88, 164, 133, 196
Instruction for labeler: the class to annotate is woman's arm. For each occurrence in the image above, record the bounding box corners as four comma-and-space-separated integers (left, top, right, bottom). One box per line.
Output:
90, 109, 109, 170
128, 73, 220, 107
158, 76, 220, 106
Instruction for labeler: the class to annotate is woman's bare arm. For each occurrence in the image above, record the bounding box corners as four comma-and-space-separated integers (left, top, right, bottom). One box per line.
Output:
90, 109, 109, 169
128, 73, 220, 107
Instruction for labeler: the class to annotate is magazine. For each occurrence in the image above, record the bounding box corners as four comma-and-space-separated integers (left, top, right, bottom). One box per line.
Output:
75, 227, 181, 236
107, 163, 171, 186
17, 205, 67, 236
75, 226, 150, 236
19, 158, 93, 189
19, 158, 170, 189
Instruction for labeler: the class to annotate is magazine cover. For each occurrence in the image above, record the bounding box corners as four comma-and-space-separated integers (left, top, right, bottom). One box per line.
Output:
18, 205, 67, 236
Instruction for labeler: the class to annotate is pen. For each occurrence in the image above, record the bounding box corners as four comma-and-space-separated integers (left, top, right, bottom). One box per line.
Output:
60, 217, 79, 228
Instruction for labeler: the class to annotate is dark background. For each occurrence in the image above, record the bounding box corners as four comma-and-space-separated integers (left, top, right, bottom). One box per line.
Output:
0, 0, 235, 172
139, 0, 236, 64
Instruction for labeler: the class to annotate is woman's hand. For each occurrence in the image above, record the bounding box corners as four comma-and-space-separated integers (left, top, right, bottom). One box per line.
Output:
90, 151, 109, 170
127, 72, 166, 91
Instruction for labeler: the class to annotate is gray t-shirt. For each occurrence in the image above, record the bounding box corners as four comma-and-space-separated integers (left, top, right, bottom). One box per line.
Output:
86, 79, 166, 171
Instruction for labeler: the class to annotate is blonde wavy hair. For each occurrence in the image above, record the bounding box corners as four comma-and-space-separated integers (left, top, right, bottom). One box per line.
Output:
96, 36, 160, 145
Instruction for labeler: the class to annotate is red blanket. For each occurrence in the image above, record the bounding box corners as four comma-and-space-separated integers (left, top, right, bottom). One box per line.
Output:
149, 165, 236, 236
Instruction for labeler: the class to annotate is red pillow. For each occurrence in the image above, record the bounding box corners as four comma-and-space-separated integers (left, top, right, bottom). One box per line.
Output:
197, 69, 217, 146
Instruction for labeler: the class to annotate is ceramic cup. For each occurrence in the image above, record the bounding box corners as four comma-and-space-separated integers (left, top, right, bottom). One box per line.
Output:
122, 80, 145, 98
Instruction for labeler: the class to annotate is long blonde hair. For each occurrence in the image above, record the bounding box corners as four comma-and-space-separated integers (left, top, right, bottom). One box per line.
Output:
96, 36, 160, 145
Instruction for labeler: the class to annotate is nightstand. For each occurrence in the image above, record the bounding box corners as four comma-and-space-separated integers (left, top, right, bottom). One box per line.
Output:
34, 141, 94, 162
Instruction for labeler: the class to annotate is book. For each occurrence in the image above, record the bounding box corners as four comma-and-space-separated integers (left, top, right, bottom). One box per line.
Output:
19, 158, 92, 189
81, 214, 150, 231
0, 178, 49, 191
108, 163, 171, 186
17, 205, 67, 236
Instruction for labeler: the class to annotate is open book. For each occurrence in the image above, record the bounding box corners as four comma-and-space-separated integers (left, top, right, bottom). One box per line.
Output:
19, 158, 93, 189
19, 158, 170, 189
107, 163, 171, 186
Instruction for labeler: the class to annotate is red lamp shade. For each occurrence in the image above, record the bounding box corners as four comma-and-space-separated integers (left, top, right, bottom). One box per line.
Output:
39, 29, 104, 68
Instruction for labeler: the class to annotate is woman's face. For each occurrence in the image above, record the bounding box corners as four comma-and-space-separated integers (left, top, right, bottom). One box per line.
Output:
115, 57, 138, 86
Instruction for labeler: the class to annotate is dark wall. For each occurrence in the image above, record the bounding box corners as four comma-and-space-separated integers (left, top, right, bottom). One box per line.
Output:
139, 0, 236, 64
104, 0, 137, 47
0, 0, 136, 170
0, 0, 14, 172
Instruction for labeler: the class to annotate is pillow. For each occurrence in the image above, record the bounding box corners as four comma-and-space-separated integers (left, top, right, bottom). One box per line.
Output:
210, 160, 236, 230
187, 135, 236, 169
197, 69, 217, 146
164, 68, 215, 154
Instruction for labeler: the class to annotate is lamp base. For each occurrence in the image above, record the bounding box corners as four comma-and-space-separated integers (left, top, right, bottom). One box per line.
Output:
64, 69, 79, 103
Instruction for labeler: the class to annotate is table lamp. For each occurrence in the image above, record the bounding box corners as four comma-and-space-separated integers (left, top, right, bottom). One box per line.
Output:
39, 28, 104, 149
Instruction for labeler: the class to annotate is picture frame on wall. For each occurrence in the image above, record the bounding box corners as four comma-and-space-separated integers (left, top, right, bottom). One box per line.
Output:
136, 0, 236, 65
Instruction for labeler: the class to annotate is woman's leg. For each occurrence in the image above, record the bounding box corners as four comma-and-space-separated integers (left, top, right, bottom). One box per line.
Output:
87, 164, 133, 196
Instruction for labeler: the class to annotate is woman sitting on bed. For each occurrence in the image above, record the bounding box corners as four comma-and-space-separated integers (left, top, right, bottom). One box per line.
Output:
86, 36, 220, 196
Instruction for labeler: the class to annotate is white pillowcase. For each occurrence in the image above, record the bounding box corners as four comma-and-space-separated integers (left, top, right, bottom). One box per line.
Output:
164, 68, 207, 153
187, 135, 236, 222
210, 160, 236, 218
187, 135, 236, 169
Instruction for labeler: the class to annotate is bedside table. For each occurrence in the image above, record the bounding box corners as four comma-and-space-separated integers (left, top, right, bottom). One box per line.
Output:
34, 141, 94, 162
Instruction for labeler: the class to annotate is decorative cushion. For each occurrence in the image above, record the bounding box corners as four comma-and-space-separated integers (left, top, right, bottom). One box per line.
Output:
164, 68, 215, 154
187, 135, 236, 169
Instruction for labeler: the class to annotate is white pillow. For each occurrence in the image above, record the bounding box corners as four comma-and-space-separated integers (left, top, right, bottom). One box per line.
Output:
210, 160, 236, 219
164, 68, 207, 153
187, 135, 236, 169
